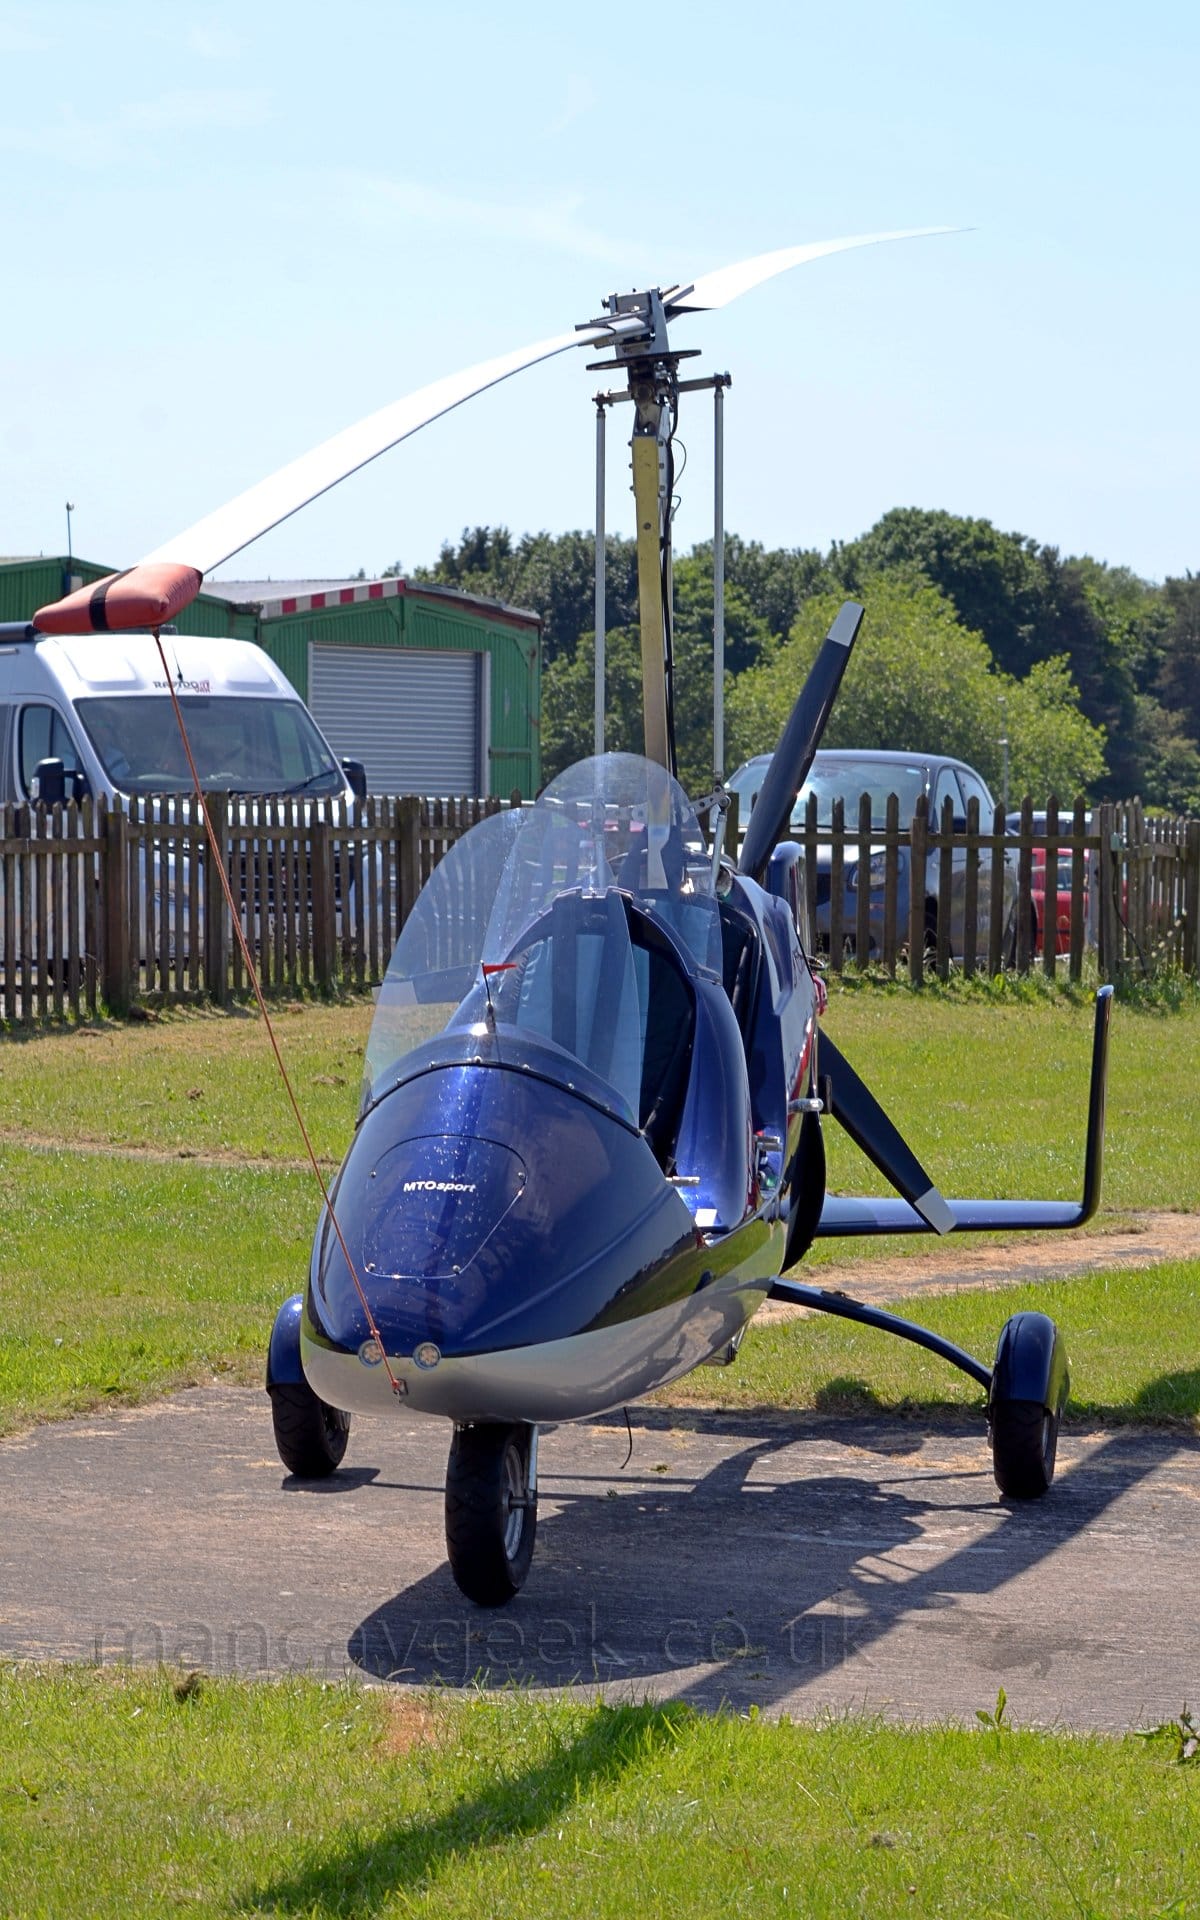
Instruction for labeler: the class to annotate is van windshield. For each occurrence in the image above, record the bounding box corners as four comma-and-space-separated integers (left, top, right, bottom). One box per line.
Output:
74, 695, 345, 796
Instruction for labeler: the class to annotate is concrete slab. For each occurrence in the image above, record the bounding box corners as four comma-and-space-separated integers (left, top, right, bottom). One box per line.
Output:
2, 1387, 1197, 1730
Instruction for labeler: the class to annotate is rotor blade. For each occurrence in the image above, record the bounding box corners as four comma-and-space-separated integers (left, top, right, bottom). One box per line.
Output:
663, 226, 963, 316
139, 317, 646, 579
737, 599, 863, 884
818, 1030, 955, 1235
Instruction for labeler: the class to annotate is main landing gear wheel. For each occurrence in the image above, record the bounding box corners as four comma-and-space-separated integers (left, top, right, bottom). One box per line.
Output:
990, 1398, 1060, 1499
268, 1378, 351, 1478
988, 1309, 1067, 1500
445, 1422, 537, 1606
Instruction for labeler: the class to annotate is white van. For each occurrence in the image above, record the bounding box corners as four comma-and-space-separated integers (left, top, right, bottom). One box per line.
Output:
0, 624, 365, 807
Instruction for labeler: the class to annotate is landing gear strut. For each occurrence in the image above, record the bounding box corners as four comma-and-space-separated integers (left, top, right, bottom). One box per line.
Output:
445, 1422, 538, 1606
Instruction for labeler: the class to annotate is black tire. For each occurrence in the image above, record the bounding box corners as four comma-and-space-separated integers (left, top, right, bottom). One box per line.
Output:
1007, 904, 1038, 970
269, 1379, 351, 1477
923, 907, 939, 970
445, 1422, 537, 1606
990, 1396, 1058, 1499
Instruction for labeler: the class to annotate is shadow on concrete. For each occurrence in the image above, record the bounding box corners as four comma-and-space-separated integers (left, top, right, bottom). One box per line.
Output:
347, 1386, 1198, 1710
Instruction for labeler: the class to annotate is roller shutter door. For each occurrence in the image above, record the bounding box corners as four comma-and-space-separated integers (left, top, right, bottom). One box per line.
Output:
308, 645, 484, 794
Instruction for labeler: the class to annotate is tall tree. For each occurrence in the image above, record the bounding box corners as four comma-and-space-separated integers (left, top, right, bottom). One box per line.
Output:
727, 573, 1106, 804
540, 557, 772, 794
414, 527, 638, 667
830, 507, 1189, 797
1159, 573, 1200, 751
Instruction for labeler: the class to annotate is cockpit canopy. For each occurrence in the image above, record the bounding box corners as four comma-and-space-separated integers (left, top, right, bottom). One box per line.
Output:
363, 754, 719, 1125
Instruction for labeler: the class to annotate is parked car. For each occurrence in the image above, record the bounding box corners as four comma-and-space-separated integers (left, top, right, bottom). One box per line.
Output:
727, 747, 1018, 961
1005, 810, 1095, 956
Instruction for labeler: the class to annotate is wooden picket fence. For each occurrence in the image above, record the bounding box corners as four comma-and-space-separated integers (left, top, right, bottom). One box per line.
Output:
1, 789, 1198, 1024
0, 792, 519, 1025
768, 793, 1200, 984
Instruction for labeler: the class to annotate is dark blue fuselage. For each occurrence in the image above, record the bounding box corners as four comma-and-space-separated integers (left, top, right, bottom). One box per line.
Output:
300, 874, 819, 1423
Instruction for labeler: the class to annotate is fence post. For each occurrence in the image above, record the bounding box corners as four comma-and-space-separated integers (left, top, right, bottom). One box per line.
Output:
396, 795, 422, 932
101, 798, 132, 1014
1184, 820, 1200, 979
854, 791, 872, 967
881, 792, 899, 977
1096, 800, 1120, 983
828, 797, 845, 973
961, 796, 979, 980
936, 795, 954, 980
311, 803, 336, 992
203, 791, 230, 1005
1041, 795, 1060, 982
802, 792, 819, 958
908, 796, 927, 985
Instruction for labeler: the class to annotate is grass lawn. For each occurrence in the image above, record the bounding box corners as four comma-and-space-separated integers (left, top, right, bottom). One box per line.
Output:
1, 1675, 1196, 1919
661, 1260, 1200, 1426
0, 1002, 368, 1165
0, 981, 1197, 1210
0, 1147, 313, 1434
0, 984, 1197, 1434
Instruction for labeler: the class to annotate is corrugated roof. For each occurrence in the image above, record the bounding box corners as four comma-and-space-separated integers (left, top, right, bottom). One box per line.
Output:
203, 577, 364, 602
205, 573, 539, 629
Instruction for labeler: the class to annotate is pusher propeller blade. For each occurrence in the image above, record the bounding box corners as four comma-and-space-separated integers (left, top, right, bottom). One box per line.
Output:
737, 599, 864, 885
663, 226, 961, 316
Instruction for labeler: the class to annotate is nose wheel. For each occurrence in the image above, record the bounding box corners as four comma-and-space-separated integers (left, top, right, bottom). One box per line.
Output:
445, 1422, 538, 1606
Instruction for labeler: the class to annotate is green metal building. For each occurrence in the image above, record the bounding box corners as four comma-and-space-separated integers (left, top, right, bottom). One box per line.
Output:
0, 558, 541, 797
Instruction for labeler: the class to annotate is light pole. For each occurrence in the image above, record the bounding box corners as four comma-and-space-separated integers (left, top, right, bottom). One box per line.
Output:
998, 694, 1009, 813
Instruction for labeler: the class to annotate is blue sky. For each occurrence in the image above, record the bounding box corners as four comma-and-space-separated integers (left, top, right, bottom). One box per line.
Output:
2, 0, 1196, 588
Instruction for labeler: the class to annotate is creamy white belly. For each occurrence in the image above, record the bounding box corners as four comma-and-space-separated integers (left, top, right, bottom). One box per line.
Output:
302, 1257, 775, 1425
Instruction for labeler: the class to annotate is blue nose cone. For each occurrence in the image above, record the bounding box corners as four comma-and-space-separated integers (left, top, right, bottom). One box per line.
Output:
308, 1050, 697, 1360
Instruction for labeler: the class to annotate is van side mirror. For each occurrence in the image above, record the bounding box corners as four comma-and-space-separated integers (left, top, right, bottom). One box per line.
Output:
32, 756, 66, 805
341, 758, 367, 801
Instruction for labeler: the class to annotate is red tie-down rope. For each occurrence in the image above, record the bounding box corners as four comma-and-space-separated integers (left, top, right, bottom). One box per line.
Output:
153, 634, 406, 1399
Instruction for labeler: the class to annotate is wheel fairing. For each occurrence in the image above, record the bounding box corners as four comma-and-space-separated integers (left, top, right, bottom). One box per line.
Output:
265, 1293, 306, 1388
990, 1310, 1070, 1417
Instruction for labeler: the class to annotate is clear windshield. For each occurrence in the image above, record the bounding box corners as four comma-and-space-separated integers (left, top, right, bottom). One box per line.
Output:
363, 753, 719, 1120
791, 757, 930, 830
74, 694, 345, 796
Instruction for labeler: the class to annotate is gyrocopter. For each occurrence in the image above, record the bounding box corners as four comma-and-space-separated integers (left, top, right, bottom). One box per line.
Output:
33, 228, 1112, 1608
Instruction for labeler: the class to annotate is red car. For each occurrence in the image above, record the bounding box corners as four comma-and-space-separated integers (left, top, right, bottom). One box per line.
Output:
1031, 846, 1088, 955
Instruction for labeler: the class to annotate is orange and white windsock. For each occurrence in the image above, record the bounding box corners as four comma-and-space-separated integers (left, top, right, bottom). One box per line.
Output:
33, 562, 203, 635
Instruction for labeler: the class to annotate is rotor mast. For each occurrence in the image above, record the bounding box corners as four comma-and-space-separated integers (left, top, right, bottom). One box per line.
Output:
585, 286, 727, 780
